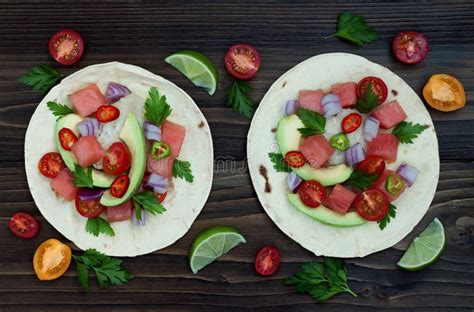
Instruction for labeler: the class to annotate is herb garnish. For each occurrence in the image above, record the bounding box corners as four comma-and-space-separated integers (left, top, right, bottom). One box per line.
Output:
18, 64, 62, 95
47, 101, 73, 120
344, 170, 378, 190
325, 12, 379, 47
268, 152, 291, 172
72, 164, 94, 188
226, 80, 255, 119
392, 121, 428, 144
296, 108, 326, 137
133, 191, 166, 221
378, 204, 397, 230
144, 86, 172, 126
356, 83, 379, 113
85, 217, 115, 237
172, 159, 194, 183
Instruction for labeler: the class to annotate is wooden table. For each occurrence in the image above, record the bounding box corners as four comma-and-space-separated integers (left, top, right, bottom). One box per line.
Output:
1, 1, 473, 311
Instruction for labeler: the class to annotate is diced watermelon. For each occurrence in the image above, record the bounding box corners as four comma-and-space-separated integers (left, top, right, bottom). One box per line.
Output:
299, 135, 335, 169
71, 136, 106, 167
70, 84, 106, 117
298, 90, 324, 114
367, 133, 399, 163
106, 200, 133, 222
331, 82, 357, 107
371, 100, 407, 129
373, 169, 408, 202
161, 120, 186, 158
51, 168, 78, 201
324, 184, 357, 214
146, 155, 174, 179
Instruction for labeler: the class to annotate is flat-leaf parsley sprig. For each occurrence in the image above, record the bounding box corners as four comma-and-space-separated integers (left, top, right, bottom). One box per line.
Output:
226, 79, 256, 119
18, 64, 62, 95
325, 12, 379, 47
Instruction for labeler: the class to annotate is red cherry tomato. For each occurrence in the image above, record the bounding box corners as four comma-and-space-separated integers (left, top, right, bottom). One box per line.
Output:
357, 76, 388, 104
38, 152, 65, 178
354, 189, 389, 221
224, 44, 261, 80
58, 128, 78, 151
341, 113, 362, 133
392, 31, 429, 64
96, 105, 120, 123
255, 246, 280, 276
155, 192, 167, 203
357, 156, 386, 177
110, 175, 130, 198
298, 180, 327, 208
75, 195, 105, 218
9, 212, 40, 239
284, 151, 306, 168
103, 142, 131, 175
48, 30, 84, 65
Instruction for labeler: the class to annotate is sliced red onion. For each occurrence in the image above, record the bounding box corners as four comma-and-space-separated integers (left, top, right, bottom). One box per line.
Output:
143, 122, 161, 134
145, 130, 161, 141
397, 163, 420, 186
105, 82, 131, 103
321, 94, 342, 118
363, 116, 380, 142
133, 209, 146, 226
287, 171, 303, 192
76, 121, 89, 137
147, 173, 168, 187
78, 188, 105, 201
284, 100, 298, 115
77, 118, 100, 137
345, 143, 366, 166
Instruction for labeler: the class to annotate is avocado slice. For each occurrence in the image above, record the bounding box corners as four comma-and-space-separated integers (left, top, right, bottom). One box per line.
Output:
288, 193, 366, 227
55, 114, 115, 188
100, 113, 146, 206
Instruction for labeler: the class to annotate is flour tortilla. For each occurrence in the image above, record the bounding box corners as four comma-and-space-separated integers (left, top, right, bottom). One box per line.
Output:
25, 62, 213, 257
247, 53, 439, 258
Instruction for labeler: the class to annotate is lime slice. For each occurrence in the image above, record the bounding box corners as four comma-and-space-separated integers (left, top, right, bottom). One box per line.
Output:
165, 50, 219, 95
397, 218, 446, 271
189, 225, 246, 274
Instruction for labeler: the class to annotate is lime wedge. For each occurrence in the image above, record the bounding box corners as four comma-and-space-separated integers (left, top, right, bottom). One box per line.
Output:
397, 218, 446, 271
165, 50, 219, 95
189, 225, 246, 274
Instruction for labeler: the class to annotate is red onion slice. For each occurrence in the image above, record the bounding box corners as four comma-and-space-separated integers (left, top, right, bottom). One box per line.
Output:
397, 163, 419, 186
145, 130, 161, 141
105, 82, 131, 103
78, 188, 105, 201
143, 122, 161, 134
287, 171, 303, 192
322, 93, 342, 117
147, 173, 168, 187
345, 143, 366, 166
284, 100, 298, 115
363, 117, 380, 142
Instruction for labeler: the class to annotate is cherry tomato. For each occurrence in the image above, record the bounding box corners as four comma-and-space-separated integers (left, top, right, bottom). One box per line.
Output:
75, 194, 105, 218
392, 31, 429, 64
341, 113, 362, 133
298, 180, 327, 208
357, 156, 386, 177
354, 189, 389, 221
96, 105, 120, 123
357, 76, 388, 104
110, 175, 130, 198
423, 74, 466, 112
58, 128, 78, 151
155, 192, 167, 203
33, 239, 71, 281
224, 44, 261, 80
103, 142, 131, 175
38, 152, 65, 178
284, 151, 306, 168
255, 246, 280, 276
48, 30, 84, 65
9, 212, 40, 239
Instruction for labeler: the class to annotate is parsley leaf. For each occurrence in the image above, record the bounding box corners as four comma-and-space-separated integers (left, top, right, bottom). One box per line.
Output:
268, 152, 291, 172
392, 121, 428, 144
344, 170, 378, 190
226, 80, 255, 119
86, 217, 115, 237
356, 83, 379, 113
172, 159, 194, 183
72, 164, 94, 188
47, 101, 73, 120
285, 257, 357, 302
378, 204, 397, 230
73, 249, 133, 290
296, 108, 326, 137
133, 191, 166, 220
325, 12, 379, 46
144, 87, 172, 126
18, 64, 62, 95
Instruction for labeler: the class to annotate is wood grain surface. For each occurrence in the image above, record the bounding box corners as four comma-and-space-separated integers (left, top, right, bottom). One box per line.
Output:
0, 1, 473, 311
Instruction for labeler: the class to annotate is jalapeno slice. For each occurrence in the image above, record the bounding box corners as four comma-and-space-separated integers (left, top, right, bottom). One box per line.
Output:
329, 133, 350, 151
151, 142, 171, 160
385, 174, 405, 195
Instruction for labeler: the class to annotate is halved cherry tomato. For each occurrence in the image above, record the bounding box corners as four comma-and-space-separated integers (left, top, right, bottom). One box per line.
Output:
392, 31, 429, 64
33, 239, 71, 281
9, 212, 40, 239
75, 195, 105, 218
38, 152, 65, 178
284, 151, 306, 168
110, 175, 130, 198
58, 128, 78, 151
357, 156, 386, 177
423, 74, 466, 112
224, 44, 261, 80
96, 105, 120, 123
354, 189, 389, 221
103, 142, 131, 175
155, 192, 167, 203
48, 30, 84, 65
255, 246, 280, 276
357, 77, 388, 104
298, 180, 327, 208
341, 113, 362, 133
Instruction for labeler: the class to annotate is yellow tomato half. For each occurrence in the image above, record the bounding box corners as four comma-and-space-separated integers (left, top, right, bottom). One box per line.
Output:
33, 238, 71, 281
423, 74, 466, 112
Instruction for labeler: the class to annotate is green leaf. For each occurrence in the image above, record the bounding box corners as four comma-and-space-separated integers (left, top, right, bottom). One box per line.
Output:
326, 12, 379, 46
75, 261, 90, 290
47, 101, 73, 120
86, 217, 115, 237
18, 64, 61, 95
268, 152, 291, 173
72, 164, 94, 188
296, 108, 326, 137
392, 121, 428, 144
135, 202, 142, 221
133, 191, 166, 216
344, 170, 378, 190
144, 87, 172, 126
226, 80, 255, 119
172, 159, 194, 183
356, 83, 379, 113
378, 204, 397, 230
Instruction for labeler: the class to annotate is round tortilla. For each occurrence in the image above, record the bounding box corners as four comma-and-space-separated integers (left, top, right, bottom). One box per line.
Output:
247, 53, 439, 258
25, 62, 213, 257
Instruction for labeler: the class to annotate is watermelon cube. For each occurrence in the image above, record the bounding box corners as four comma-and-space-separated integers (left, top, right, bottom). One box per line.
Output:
161, 120, 186, 158
106, 200, 133, 222
367, 133, 399, 163
371, 100, 407, 129
299, 135, 335, 169
331, 82, 357, 107
324, 184, 357, 214
373, 169, 408, 202
298, 90, 324, 114
51, 168, 78, 201
146, 155, 174, 179
70, 84, 106, 117
71, 136, 106, 167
